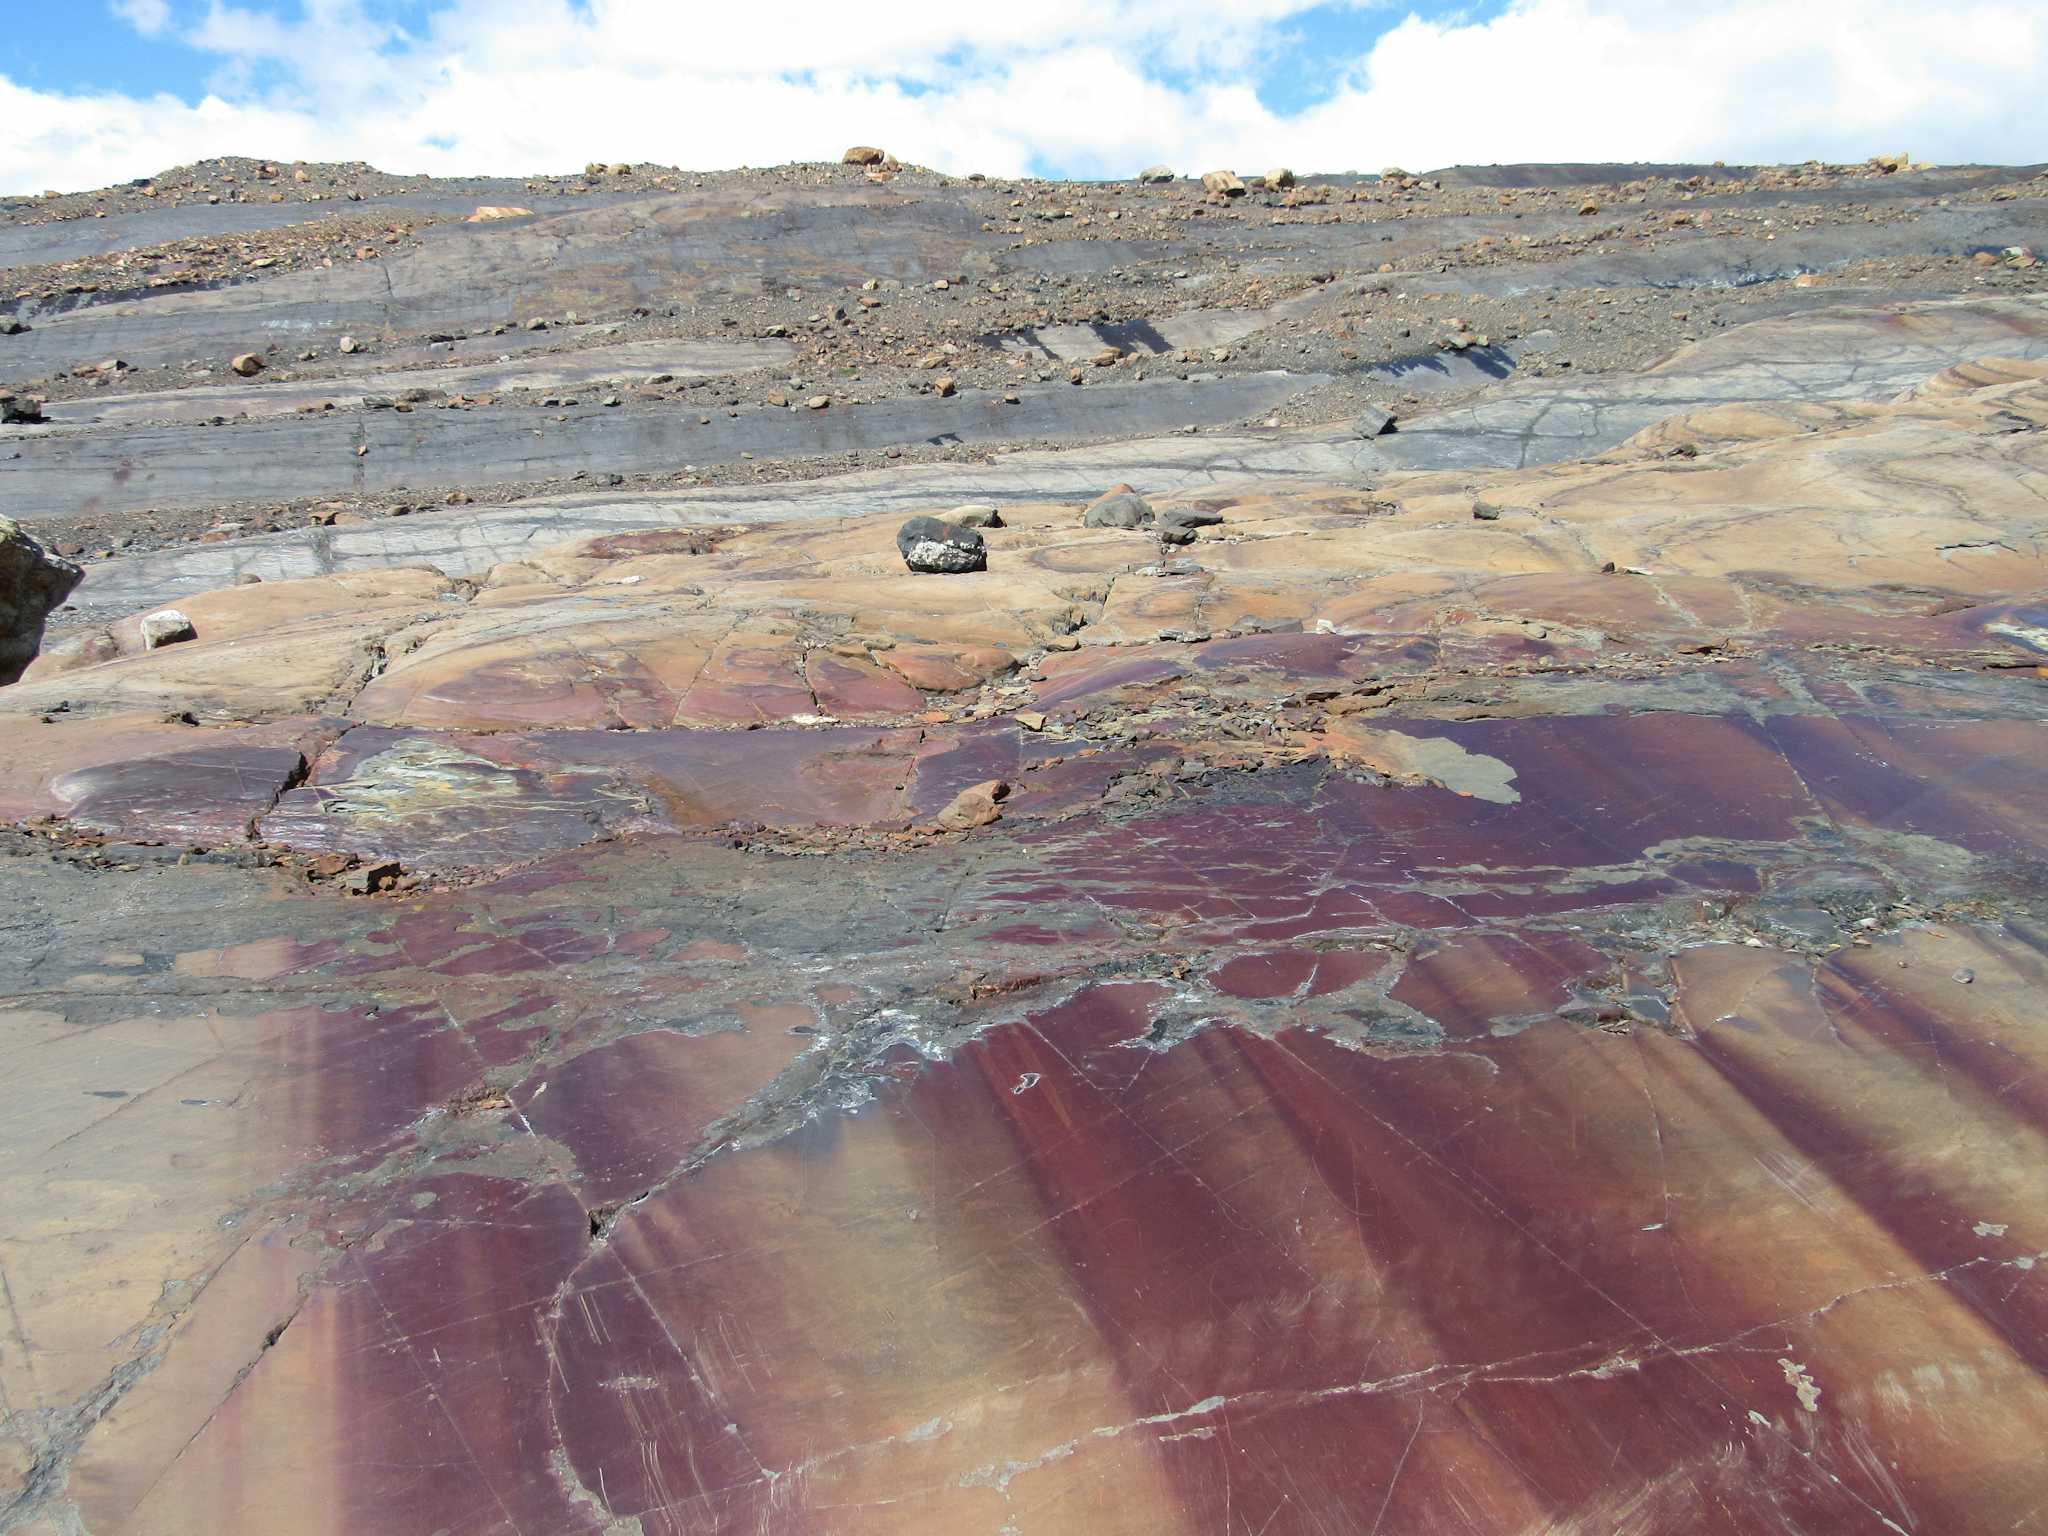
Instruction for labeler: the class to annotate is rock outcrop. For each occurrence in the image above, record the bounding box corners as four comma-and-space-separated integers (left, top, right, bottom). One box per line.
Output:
0, 514, 82, 684
6, 148, 2048, 1536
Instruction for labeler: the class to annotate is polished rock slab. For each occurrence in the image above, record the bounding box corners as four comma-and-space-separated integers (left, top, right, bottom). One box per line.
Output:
6, 282, 2048, 1536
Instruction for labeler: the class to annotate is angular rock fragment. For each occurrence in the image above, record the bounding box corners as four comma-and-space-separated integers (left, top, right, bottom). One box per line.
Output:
1201, 170, 1247, 196
344, 859, 403, 894
230, 353, 266, 377
1138, 164, 1175, 183
896, 516, 986, 574
1353, 405, 1396, 437
933, 778, 1007, 830
0, 516, 83, 685
947, 503, 1004, 528
1, 392, 46, 424
842, 146, 886, 166
140, 609, 198, 650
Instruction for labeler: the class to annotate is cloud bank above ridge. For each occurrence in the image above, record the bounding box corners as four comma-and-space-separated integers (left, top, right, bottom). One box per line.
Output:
3, 0, 2042, 194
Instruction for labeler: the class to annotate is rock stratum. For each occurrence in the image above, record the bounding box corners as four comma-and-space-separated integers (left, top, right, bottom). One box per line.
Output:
3, 154, 2048, 1536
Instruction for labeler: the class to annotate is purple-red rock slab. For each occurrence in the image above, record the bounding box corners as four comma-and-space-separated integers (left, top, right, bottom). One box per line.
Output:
120, 943, 2047, 1535
0, 712, 341, 842
260, 722, 943, 869
806, 651, 925, 718
10, 778, 2048, 1536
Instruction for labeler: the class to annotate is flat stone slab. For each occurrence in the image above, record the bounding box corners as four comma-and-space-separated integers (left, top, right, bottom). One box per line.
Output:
35, 338, 799, 426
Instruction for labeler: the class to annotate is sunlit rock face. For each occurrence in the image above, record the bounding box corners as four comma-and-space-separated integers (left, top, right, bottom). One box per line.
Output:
0, 515, 81, 684
6, 199, 2048, 1533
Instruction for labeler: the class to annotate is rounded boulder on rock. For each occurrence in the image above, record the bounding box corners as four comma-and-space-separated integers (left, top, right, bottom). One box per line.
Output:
1138, 165, 1175, 184
0, 515, 83, 685
1264, 167, 1296, 189
1200, 170, 1247, 197
230, 353, 266, 377
1082, 489, 1154, 529
896, 516, 987, 574
843, 146, 887, 166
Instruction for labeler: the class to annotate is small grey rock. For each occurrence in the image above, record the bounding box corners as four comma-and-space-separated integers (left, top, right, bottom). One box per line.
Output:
1157, 506, 1224, 545
1472, 500, 1503, 521
1137, 165, 1175, 184
897, 517, 986, 574
0, 393, 46, 424
1352, 406, 1395, 438
1083, 492, 1154, 530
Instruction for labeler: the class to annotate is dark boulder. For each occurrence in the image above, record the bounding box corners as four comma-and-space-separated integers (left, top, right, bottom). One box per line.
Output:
897, 516, 987, 574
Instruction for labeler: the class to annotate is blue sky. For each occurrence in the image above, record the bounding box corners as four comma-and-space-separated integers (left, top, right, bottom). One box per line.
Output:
0, 0, 2040, 193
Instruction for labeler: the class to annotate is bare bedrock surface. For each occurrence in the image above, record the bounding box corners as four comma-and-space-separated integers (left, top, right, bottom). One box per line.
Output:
3, 155, 2047, 1535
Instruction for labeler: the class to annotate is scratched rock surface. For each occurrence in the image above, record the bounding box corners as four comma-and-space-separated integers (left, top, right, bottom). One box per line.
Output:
5, 302, 2048, 1533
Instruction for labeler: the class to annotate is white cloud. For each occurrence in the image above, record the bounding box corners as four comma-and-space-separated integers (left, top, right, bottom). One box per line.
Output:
109, 0, 173, 37
10, 0, 2046, 194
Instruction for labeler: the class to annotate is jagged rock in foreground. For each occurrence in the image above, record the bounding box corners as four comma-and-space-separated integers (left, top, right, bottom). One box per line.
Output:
4, 305, 2047, 1535
0, 514, 81, 684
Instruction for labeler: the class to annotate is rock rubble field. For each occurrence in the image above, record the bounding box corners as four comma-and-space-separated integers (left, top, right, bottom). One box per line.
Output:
3, 150, 2047, 1536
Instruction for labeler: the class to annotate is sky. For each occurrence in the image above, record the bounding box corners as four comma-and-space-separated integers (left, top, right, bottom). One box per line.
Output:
0, 0, 2042, 195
